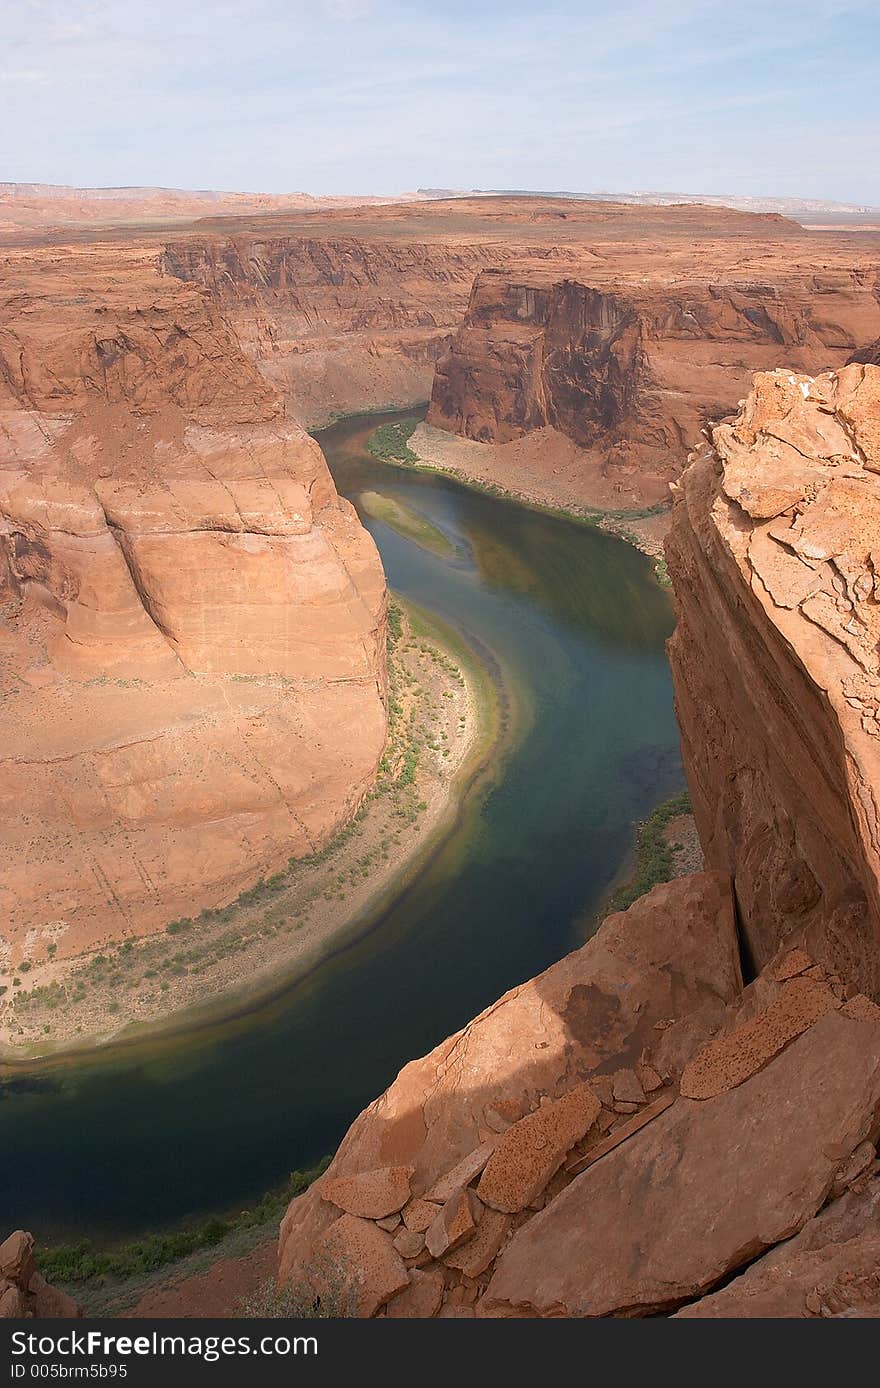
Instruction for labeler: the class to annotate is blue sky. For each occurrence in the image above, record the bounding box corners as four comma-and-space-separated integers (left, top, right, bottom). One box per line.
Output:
2, 0, 879, 201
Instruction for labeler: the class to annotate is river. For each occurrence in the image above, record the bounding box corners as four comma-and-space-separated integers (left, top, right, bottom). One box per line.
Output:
0, 411, 682, 1243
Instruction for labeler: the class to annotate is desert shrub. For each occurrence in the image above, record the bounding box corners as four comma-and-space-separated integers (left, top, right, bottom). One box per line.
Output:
237, 1257, 358, 1319
40, 1161, 330, 1288
366, 418, 419, 465
604, 791, 692, 916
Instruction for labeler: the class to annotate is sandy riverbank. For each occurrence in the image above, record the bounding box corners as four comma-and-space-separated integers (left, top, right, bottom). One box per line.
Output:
0, 603, 496, 1058
408, 420, 672, 572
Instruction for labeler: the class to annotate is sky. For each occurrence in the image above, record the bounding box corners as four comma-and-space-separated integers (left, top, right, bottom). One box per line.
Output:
1, 0, 879, 202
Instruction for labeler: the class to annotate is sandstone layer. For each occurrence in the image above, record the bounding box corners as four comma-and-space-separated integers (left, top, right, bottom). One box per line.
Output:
6, 198, 879, 506
0, 243, 386, 981
667, 365, 880, 994
426, 267, 880, 508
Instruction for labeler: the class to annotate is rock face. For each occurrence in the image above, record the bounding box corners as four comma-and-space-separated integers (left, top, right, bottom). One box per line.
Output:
667, 365, 880, 995
481, 1007, 880, 1316
427, 270, 880, 508
278, 872, 744, 1311
0, 1231, 81, 1318
161, 234, 507, 425
0, 243, 386, 975
674, 1175, 880, 1318
154, 197, 880, 480
850, 337, 880, 367
279, 910, 880, 1317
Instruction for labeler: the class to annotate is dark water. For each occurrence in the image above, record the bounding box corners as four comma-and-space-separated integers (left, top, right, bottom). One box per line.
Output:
1, 411, 681, 1243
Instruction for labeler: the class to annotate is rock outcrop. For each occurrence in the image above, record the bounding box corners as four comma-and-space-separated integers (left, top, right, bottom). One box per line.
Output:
481, 1004, 880, 1316
850, 337, 880, 367
278, 896, 880, 1317
674, 1174, 880, 1318
278, 872, 745, 1311
667, 365, 880, 994
0, 1231, 81, 1318
426, 270, 880, 508
0, 243, 386, 978
278, 362, 880, 1318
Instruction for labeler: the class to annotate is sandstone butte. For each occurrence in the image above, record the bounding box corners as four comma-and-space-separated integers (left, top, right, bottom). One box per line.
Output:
270, 365, 880, 1319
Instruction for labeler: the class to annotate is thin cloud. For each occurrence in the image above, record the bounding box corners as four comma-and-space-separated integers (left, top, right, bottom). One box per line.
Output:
0, 0, 877, 201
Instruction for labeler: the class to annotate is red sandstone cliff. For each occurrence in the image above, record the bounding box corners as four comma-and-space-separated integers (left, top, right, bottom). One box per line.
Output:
151, 198, 880, 449
667, 364, 880, 994
276, 366, 880, 1318
0, 244, 386, 979
426, 269, 880, 507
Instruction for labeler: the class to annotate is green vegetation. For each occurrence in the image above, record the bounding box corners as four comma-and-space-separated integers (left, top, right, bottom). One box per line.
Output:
10, 595, 480, 1048
603, 790, 692, 916
359, 489, 455, 558
366, 418, 420, 464
39, 1160, 329, 1288
237, 1264, 358, 1319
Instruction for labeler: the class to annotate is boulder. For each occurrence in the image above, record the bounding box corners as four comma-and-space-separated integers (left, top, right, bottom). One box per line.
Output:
476, 1084, 601, 1213
401, 1199, 441, 1233
320, 1166, 413, 1220
425, 1189, 480, 1259
443, 1208, 512, 1278
0, 1231, 81, 1319
0, 1231, 35, 1288
312, 1215, 408, 1318
680, 975, 838, 1099
385, 1269, 445, 1319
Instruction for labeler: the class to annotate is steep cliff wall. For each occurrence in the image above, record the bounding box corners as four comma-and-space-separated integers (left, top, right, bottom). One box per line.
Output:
851, 336, 880, 366
161, 235, 534, 425
667, 364, 880, 995
426, 270, 880, 507
152, 198, 880, 441
0, 244, 387, 978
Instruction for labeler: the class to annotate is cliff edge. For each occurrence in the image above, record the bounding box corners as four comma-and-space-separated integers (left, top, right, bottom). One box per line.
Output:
668, 364, 880, 994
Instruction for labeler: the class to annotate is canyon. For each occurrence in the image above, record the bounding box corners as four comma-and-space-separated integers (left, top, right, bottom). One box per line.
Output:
7, 193, 877, 998
3, 190, 880, 1319
274, 365, 880, 1318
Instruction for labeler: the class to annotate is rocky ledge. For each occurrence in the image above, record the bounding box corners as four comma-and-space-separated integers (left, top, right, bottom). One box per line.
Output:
278, 871, 880, 1317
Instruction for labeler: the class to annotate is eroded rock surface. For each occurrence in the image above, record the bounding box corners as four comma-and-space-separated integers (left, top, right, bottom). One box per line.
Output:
0, 244, 386, 980
481, 1007, 880, 1316
676, 1173, 880, 1318
278, 872, 742, 1311
667, 365, 880, 994
426, 267, 880, 508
